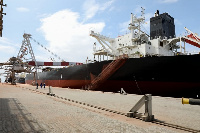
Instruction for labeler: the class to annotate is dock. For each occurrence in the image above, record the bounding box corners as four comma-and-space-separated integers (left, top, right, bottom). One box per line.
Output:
0, 83, 200, 133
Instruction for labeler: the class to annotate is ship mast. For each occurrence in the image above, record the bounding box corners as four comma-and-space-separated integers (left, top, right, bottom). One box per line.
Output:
128, 7, 145, 39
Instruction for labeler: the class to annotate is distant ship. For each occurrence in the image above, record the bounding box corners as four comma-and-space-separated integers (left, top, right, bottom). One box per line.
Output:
26, 9, 200, 98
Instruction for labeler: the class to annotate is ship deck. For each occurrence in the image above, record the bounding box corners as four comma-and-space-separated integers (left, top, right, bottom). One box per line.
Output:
0, 83, 199, 132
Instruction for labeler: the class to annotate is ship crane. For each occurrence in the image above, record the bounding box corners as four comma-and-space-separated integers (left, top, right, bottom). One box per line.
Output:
0, 33, 83, 85
90, 30, 115, 57
166, 27, 200, 55
21, 34, 83, 84
183, 27, 200, 48
90, 7, 148, 59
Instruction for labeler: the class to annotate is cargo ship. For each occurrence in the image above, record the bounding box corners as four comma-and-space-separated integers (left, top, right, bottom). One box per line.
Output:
26, 9, 200, 97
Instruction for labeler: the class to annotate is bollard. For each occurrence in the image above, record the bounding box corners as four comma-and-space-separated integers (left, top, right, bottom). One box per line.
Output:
120, 88, 127, 95
182, 97, 200, 105
127, 94, 154, 122
47, 86, 55, 96
49, 86, 52, 94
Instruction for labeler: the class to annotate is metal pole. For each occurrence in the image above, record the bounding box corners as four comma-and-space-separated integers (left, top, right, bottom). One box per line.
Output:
145, 94, 153, 117
184, 41, 186, 54
180, 36, 182, 53
107, 52, 108, 61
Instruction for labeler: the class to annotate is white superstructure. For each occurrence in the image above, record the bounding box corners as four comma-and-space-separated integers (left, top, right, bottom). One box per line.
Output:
90, 8, 180, 60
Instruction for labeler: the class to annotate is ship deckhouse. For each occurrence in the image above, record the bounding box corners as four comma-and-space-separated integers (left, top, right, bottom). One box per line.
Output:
90, 8, 180, 60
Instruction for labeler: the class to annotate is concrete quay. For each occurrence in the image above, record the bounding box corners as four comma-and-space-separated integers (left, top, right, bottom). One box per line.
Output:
0, 83, 200, 133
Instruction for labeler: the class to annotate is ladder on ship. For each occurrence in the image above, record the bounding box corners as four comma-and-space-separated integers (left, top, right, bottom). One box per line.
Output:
89, 58, 127, 90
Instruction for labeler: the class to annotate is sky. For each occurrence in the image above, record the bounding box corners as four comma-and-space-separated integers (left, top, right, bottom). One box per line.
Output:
0, 0, 200, 80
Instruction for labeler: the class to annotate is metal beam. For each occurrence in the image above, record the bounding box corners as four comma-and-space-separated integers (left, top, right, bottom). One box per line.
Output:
127, 94, 154, 122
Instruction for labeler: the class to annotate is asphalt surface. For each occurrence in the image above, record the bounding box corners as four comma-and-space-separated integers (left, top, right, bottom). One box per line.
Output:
0, 83, 199, 133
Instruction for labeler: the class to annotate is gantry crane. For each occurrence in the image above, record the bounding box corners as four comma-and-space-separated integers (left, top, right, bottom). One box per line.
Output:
0, 33, 82, 85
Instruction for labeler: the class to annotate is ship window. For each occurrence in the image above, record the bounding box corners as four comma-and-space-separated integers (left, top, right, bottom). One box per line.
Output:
149, 47, 150, 49
160, 41, 163, 47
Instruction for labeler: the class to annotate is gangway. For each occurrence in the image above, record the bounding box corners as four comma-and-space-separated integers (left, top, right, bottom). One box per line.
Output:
89, 58, 127, 90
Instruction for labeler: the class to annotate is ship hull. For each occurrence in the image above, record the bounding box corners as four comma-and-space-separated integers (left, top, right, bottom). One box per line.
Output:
26, 55, 200, 97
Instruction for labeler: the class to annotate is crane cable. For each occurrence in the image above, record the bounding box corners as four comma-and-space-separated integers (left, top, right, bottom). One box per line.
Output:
30, 37, 65, 62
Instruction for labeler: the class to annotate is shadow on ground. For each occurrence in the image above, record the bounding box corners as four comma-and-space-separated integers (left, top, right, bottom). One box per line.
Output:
0, 98, 47, 133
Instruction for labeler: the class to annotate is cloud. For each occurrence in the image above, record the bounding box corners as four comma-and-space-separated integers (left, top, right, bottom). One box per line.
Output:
0, 43, 17, 62
38, 9, 105, 62
83, 0, 99, 21
157, 0, 178, 3
0, 37, 12, 45
0, 37, 20, 49
101, 0, 115, 11
82, 0, 115, 21
0, 45, 16, 55
0, 37, 21, 62
119, 20, 129, 34
16, 7, 30, 12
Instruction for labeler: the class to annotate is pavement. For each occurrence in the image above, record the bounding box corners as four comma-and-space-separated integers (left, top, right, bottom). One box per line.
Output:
0, 83, 200, 133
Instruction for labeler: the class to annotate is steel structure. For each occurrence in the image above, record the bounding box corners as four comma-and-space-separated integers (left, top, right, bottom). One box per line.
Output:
0, 0, 6, 37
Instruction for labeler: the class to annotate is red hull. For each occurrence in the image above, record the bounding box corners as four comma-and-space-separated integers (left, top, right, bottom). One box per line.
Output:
26, 79, 200, 97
